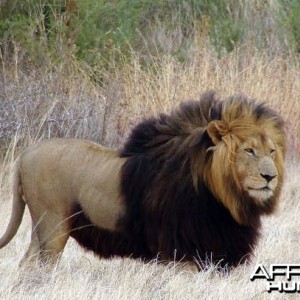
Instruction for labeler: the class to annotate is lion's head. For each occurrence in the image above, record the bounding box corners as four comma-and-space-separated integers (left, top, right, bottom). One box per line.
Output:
205, 98, 285, 224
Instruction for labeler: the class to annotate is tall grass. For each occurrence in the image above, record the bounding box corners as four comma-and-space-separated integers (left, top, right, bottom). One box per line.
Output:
1, 44, 299, 160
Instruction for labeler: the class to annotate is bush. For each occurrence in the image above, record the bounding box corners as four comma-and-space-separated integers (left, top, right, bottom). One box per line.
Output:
0, 0, 248, 67
1, 0, 300, 69
279, 0, 300, 53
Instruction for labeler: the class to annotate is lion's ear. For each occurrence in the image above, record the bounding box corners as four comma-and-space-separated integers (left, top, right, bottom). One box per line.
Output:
207, 120, 229, 145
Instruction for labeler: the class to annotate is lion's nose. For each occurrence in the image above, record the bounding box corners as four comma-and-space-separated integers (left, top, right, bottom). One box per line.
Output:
260, 173, 277, 183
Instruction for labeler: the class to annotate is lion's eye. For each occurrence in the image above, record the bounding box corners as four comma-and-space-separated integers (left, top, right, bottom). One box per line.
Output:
270, 149, 276, 155
245, 148, 255, 155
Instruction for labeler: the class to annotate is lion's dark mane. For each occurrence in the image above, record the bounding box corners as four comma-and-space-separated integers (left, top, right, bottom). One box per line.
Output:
71, 91, 284, 268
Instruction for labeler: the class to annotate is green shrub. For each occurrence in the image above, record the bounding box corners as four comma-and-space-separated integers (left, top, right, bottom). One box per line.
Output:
279, 0, 300, 53
0, 0, 298, 68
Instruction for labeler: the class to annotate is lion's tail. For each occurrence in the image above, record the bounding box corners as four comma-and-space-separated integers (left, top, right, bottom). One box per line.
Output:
0, 160, 26, 248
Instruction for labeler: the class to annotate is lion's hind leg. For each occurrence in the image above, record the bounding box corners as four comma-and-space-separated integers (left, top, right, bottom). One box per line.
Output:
22, 212, 71, 268
20, 231, 41, 267
36, 215, 71, 266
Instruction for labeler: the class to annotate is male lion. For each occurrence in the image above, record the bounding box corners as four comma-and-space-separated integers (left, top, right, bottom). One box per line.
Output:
0, 91, 285, 269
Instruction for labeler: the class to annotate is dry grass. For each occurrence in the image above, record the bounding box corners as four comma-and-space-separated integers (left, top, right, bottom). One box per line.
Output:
0, 45, 300, 299
1, 45, 299, 158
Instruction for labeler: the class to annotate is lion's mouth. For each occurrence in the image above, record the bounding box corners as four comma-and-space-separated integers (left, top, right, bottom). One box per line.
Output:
247, 186, 273, 201
258, 186, 271, 191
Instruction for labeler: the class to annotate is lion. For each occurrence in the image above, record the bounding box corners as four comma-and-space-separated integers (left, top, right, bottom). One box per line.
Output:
0, 91, 285, 269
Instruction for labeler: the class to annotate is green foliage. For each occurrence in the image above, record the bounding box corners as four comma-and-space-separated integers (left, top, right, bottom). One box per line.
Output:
0, 0, 298, 68
73, 0, 245, 63
279, 0, 300, 53
192, 0, 244, 53
0, 0, 69, 65
73, 0, 148, 66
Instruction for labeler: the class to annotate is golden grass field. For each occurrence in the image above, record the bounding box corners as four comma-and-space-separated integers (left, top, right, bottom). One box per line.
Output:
0, 46, 300, 299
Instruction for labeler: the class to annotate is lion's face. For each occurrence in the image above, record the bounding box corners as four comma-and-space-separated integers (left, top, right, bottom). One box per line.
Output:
234, 136, 278, 203
206, 118, 285, 225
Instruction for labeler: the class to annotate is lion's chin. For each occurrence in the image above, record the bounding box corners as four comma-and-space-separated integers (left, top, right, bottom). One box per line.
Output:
247, 188, 274, 202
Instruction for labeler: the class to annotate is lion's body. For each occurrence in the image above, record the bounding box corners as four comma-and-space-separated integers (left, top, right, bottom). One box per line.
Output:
0, 139, 126, 263
0, 91, 285, 268
20, 139, 125, 231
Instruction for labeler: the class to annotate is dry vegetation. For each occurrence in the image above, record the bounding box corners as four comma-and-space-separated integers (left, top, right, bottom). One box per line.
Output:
0, 1, 300, 298
1, 46, 299, 158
